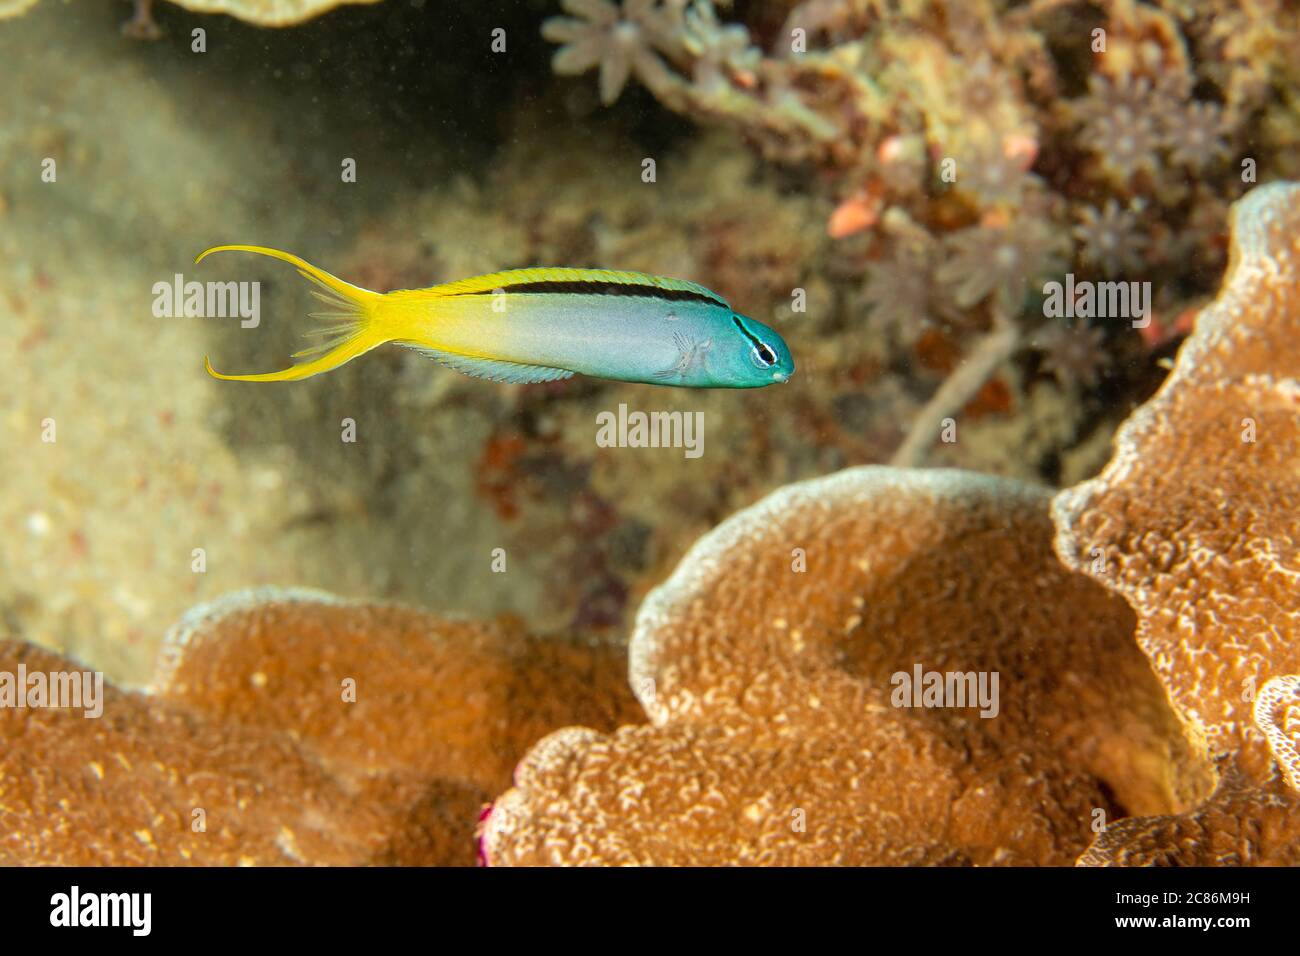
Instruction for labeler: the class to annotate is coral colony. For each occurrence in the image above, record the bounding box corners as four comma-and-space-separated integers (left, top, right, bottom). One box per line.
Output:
2, 0, 1298, 869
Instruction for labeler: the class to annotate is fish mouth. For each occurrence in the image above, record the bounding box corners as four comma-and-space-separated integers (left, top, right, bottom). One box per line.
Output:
771, 370, 789, 383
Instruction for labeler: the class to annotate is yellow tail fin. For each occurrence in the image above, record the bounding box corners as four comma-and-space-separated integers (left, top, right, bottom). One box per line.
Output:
197, 244, 388, 382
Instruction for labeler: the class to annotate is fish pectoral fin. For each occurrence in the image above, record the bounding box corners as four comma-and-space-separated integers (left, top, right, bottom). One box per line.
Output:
656, 332, 711, 379
652, 363, 684, 380
402, 344, 575, 384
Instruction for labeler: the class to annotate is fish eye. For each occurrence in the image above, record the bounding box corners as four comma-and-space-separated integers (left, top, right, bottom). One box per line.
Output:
751, 342, 777, 368
732, 314, 779, 369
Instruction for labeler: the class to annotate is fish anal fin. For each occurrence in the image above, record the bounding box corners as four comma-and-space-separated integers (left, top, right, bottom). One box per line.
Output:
403, 344, 574, 384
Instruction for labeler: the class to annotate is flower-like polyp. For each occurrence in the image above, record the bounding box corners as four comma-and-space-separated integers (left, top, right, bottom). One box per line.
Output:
484, 468, 1205, 866
0, 588, 640, 865
1054, 182, 1300, 864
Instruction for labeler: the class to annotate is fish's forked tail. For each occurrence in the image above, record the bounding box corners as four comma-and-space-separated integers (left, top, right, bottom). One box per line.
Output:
197, 244, 388, 382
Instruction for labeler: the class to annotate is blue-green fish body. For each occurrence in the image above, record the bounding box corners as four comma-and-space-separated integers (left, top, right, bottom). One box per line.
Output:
198, 246, 794, 388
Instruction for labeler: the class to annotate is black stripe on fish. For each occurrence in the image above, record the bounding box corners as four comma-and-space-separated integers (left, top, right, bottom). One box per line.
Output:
452, 279, 727, 307
732, 315, 777, 365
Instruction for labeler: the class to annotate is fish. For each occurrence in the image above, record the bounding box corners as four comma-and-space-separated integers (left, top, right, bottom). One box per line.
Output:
196, 245, 795, 388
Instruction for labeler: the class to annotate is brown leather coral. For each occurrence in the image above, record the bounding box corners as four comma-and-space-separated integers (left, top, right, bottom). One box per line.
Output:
0, 0, 380, 27
484, 468, 1204, 866
0, 589, 639, 865
0, 0, 38, 18
163, 0, 380, 26
1254, 675, 1300, 793
1054, 181, 1300, 780
1054, 182, 1300, 864
153, 589, 637, 785
1077, 771, 1300, 866
0, 639, 420, 865
1079, 665, 1300, 865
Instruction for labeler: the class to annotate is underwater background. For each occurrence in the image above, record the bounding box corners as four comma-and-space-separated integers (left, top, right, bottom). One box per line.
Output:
3, 0, 1300, 866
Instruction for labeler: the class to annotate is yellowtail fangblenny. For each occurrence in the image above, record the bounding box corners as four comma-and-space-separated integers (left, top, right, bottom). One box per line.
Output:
197, 245, 795, 389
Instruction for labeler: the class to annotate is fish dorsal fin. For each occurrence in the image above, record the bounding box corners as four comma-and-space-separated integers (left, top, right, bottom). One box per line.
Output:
402, 344, 575, 384
389, 267, 728, 306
